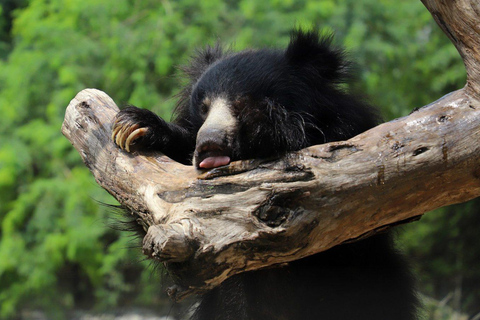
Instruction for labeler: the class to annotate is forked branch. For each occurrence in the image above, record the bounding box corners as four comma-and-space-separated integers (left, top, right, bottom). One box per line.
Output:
62, 0, 480, 300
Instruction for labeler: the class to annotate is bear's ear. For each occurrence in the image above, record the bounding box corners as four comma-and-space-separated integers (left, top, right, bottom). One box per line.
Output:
182, 43, 225, 83
285, 29, 349, 82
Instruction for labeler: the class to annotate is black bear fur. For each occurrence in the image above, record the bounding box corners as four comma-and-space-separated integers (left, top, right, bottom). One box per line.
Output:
112, 29, 419, 320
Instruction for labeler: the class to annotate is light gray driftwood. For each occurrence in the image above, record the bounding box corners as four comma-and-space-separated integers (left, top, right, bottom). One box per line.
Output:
62, 0, 480, 301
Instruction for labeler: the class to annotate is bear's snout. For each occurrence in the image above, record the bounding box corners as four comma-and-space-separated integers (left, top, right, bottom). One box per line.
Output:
194, 131, 232, 169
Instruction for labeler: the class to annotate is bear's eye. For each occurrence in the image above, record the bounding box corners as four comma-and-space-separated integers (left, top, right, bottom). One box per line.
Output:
200, 97, 211, 116
200, 103, 209, 115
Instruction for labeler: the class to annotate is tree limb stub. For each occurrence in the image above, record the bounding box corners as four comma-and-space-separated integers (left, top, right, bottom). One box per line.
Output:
62, 1, 480, 300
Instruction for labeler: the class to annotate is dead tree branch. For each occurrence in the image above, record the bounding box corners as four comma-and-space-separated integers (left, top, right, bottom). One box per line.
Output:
62, 0, 480, 301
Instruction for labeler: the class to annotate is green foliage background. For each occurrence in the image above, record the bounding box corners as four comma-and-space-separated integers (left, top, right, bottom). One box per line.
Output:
0, 0, 477, 318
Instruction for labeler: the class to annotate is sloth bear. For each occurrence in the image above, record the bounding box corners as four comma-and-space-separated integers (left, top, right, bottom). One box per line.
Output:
112, 29, 418, 320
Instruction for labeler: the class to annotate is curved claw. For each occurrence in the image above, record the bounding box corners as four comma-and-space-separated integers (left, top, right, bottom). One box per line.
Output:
111, 124, 122, 142
115, 126, 128, 149
119, 124, 140, 150
112, 119, 147, 152
125, 127, 148, 152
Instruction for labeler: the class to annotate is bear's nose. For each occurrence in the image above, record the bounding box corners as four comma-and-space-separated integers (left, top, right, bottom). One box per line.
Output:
194, 129, 232, 169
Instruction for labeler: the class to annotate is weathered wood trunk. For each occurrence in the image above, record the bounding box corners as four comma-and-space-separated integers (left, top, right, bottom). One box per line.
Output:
62, 0, 480, 301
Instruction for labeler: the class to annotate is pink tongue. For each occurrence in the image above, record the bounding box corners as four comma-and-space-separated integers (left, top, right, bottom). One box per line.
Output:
199, 156, 231, 169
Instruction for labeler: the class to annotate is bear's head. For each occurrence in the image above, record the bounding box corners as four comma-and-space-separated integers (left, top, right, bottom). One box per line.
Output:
176, 29, 376, 169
